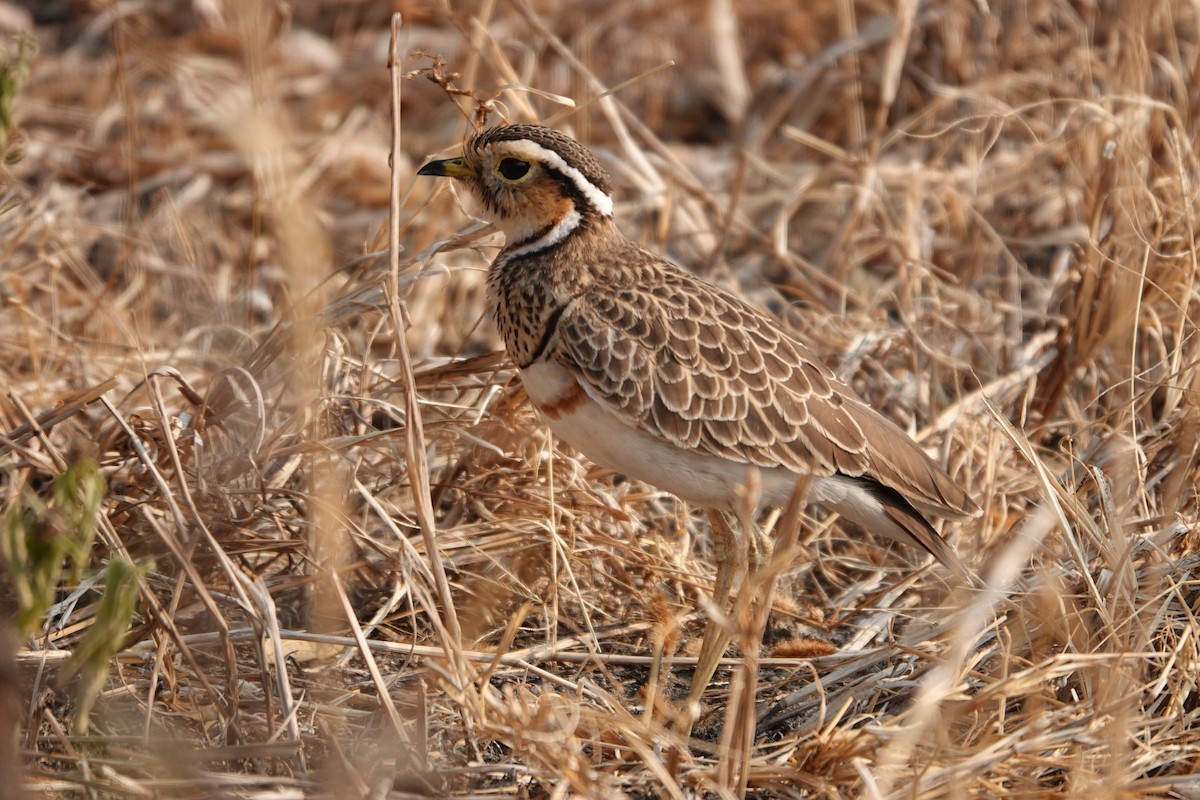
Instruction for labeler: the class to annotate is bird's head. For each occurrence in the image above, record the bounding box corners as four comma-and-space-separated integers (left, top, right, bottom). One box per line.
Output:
418, 124, 615, 249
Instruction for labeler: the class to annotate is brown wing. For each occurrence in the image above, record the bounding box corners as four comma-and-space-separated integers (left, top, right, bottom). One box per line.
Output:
551, 250, 977, 520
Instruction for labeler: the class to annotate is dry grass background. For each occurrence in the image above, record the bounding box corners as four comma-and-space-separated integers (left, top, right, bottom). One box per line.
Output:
2, 0, 1199, 797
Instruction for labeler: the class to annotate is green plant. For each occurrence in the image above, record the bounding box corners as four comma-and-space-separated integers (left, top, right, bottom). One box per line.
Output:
0, 34, 36, 163
2, 459, 105, 636
58, 555, 149, 733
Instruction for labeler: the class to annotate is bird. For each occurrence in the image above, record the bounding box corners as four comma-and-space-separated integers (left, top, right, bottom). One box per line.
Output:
418, 123, 978, 731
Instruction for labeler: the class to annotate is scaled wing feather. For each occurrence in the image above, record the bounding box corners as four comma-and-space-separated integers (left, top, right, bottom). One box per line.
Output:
552, 247, 976, 520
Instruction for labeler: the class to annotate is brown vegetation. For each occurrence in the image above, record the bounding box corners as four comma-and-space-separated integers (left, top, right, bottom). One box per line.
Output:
2, 0, 1199, 797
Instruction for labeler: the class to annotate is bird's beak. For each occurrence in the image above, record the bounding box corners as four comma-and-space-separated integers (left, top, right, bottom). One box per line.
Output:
417, 157, 476, 179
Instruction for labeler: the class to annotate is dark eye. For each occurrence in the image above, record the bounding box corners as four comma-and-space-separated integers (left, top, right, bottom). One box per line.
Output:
497, 158, 530, 181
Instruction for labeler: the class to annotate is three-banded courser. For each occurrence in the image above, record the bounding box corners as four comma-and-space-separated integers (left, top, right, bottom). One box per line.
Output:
419, 124, 977, 734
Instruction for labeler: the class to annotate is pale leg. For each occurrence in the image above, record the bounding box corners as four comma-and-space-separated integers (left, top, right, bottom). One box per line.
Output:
679, 510, 763, 739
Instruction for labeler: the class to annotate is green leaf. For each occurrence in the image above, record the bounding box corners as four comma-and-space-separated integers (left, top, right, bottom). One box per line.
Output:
59, 556, 151, 734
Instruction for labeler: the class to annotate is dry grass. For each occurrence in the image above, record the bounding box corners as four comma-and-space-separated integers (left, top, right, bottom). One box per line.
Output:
3, 0, 1199, 797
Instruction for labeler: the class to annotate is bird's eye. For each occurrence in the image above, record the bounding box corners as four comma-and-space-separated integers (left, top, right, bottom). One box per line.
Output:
497, 158, 531, 181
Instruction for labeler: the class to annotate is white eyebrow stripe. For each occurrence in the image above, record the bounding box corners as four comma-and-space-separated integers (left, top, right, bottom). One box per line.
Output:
499, 139, 614, 218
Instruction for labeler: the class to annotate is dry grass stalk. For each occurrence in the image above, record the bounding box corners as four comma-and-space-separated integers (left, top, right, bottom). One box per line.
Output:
2, 0, 1199, 797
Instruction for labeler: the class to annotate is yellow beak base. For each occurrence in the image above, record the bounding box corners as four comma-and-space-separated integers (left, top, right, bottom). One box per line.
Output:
417, 157, 475, 178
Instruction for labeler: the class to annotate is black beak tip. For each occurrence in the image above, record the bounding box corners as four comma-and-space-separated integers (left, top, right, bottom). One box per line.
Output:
418, 157, 473, 178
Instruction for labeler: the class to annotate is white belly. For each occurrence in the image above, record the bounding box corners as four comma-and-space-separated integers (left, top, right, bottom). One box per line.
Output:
520, 360, 806, 508
519, 361, 953, 561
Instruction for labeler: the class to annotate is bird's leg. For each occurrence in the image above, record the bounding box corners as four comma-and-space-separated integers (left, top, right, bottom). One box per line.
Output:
736, 467, 770, 574
679, 509, 741, 737
679, 461, 777, 739
746, 517, 773, 572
